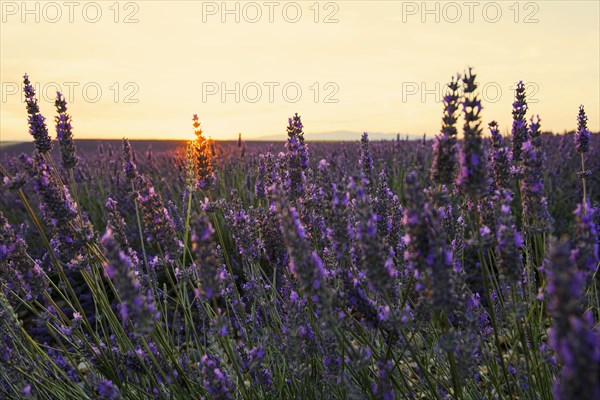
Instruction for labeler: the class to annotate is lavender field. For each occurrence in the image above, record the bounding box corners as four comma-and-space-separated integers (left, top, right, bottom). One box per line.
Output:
1, 71, 599, 399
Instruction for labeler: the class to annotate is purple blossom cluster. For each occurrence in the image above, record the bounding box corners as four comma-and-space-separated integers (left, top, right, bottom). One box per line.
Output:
575, 105, 591, 154
511, 81, 529, 164
54, 92, 78, 169
23, 73, 53, 154
431, 75, 460, 185
283, 113, 309, 201
0, 212, 47, 300
488, 121, 512, 191
456, 69, 487, 197
520, 117, 554, 235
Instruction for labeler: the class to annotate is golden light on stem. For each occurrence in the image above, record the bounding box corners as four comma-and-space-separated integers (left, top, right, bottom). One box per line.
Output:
190, 114, 214, 189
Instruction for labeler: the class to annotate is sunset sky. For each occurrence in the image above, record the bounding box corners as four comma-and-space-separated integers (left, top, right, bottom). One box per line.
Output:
1, 0, 598, 142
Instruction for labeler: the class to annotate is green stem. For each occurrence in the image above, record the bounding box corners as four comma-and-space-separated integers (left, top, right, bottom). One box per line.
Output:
131, 180, 149, 270
69, 168, 84, 226
581, 153, 588, 213
182, 184, 194, 267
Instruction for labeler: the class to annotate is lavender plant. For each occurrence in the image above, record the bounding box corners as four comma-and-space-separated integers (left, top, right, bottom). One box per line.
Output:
54, 92, 78, 170
511, 81, 529, 165
431, 75, 460, 186
23, 74, 53, 154
456, 68, 487, 198
575, 105, 592, 210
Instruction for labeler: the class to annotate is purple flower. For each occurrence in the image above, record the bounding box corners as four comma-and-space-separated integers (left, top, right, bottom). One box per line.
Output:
404, 172, 458, 317
528, 114, 542, 148
456, 68, 487, 197
101, 229, 158, 335
23, 74, 53, 153
284, 113, 309, 201
0, 212, 47, 300
122, 138, 138, 180
511, 81, 529, 163
488, 121, 512, 190
280, 204, 331, 311
96, 378, 121, 399
135, 175, 183, 257
520, 118, 553, 235
359, 132, 375, 194
575, 105, 591, 154
54, 92, 78, 169
255, 152, 277, 198
431, 75, 460, 185
373, 169, 405, 264
29, 156, 94, 263
352, 176, 397, 296
199, 354, 233, 398
225, 192, 261, 260
494, 190, 523, 283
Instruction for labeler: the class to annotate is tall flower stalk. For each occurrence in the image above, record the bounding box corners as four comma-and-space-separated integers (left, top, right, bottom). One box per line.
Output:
122, 138, 148, 270
511, 81, 528, 165
359, 132, 375, 194
284, 113, 309, 202
488, 121, 512, 191
54, 92, 83, 227
192, 114, 215, 189
575, 105, 592, 213
520, 116, 553, 236
431, 75, 460, 186
456, 68, 486, 198
182, 143, 195, 267
54, 92, 78, 170
23, 74, 53, 154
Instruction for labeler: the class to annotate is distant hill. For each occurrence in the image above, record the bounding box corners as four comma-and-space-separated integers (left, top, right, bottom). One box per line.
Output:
253, 131, 420, 141
0, 132, 424, 158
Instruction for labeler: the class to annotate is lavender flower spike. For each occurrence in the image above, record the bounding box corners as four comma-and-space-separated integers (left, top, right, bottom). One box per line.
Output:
191, 114, 215, 189
511, 81, 528, 163
284, 113, 309, 201
359, 132, 375, 194
488, 121, 512, 190
122, 138, 138, 180
520, 117, 553, 235
23, 74, 53, 153
456, 68, 487, 197
55, 92, 78, 169
431, 75, 460, 185
575, 106, 592, 210
575, 105, 591, 154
